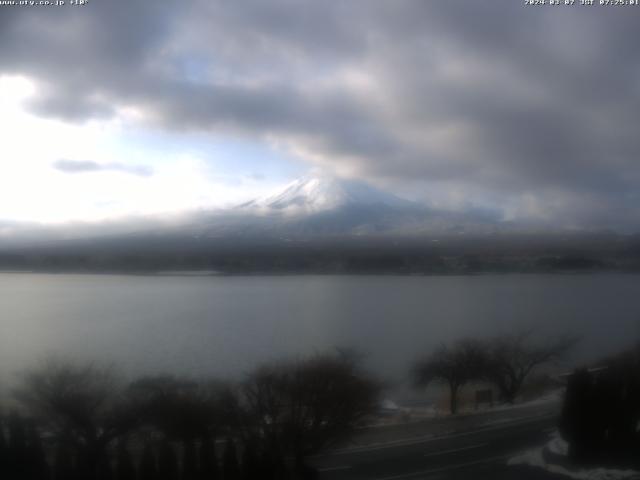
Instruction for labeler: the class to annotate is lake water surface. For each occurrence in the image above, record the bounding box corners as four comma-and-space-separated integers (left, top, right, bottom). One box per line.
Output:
1, 273, 639, 399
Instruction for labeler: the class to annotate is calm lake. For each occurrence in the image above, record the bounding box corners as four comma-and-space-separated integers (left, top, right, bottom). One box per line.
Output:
1, 272, 639, 400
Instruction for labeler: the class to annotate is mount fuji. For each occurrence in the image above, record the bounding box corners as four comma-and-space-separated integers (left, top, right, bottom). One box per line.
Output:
0, 176, 504, 252
239, 176, 414, 214
187, 175, 503, 238
0, 175, 619, 274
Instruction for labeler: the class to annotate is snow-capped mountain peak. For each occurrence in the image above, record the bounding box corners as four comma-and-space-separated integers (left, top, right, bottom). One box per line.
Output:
240, 176, 412, 214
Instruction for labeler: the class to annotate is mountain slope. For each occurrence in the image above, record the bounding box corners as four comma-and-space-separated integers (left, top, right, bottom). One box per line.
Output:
239, 176, 414, 214
0, 176, 504, 250
226, 176, 507, 237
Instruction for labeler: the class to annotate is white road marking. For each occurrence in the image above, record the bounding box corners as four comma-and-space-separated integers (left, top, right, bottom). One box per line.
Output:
316, 413, 555, 457
318, 465, 352, 472
424, 442, 487, 457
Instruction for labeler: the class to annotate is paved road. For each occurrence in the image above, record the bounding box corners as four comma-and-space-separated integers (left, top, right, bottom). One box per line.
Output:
311, 409, 564, 480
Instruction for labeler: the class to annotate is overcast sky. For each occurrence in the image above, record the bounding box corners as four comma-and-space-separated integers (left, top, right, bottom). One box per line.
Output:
1, 1, 639, 230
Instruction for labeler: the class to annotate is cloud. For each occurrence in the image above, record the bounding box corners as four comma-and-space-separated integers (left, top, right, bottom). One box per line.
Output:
3, 1, 640, 229
245, 173, 266, 181
53, 159, 153, 177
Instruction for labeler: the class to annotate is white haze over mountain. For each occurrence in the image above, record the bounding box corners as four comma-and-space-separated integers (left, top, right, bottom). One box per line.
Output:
0, 175, 511, 247
226, 176, 504, 237
239, 176, 414, 214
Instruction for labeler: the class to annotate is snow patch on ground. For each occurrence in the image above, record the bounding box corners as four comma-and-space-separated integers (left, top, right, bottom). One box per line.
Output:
475, 389, 563, 415
548, 434, 569, 457
509, 431, 640, 480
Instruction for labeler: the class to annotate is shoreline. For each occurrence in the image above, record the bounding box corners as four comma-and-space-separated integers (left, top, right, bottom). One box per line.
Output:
0, 268, 637, 278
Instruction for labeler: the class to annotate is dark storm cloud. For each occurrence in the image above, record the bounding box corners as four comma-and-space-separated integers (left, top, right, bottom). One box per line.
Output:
3, 0, 640, 229
53, 160, 153, 177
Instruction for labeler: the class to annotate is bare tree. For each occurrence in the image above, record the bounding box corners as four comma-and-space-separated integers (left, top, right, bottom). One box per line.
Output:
125, 375, 233, 441
126, 375, 235, 480
0, 414, 6, 475
115, 440, 136, 480
241, 353, 380, 466
483, 331, 576, 403
15, 360, 135, 479
413, 339, 486, 414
